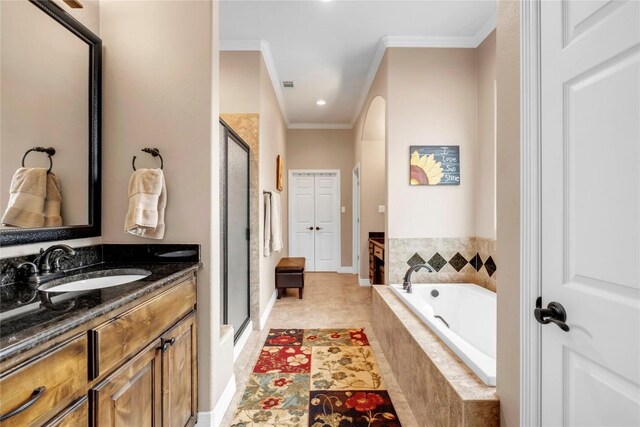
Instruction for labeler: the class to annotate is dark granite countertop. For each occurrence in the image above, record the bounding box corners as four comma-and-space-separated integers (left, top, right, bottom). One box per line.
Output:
0, 261, 200, 364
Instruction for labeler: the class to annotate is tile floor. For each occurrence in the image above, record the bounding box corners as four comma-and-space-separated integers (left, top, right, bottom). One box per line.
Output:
220, 273, 419, 426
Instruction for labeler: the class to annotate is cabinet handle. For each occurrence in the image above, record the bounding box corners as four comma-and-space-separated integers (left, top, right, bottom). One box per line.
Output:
159, 337, 176, 353
0, 386, 46, 421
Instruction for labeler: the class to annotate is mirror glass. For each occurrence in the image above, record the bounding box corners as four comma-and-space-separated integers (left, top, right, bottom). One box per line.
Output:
1, 0, 90, 228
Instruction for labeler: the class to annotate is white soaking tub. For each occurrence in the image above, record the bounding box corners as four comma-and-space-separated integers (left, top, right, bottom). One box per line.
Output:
390, 283, 496, 386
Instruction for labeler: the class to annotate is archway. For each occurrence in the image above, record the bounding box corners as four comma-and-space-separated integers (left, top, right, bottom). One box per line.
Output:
356, 96, 386, 282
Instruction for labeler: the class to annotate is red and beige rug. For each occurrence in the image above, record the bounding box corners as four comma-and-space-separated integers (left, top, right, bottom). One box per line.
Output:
231, 328, 402, 427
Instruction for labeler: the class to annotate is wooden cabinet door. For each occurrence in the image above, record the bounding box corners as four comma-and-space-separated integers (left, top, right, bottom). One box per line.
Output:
91, 341, 162, 427
161, 313, 197, 427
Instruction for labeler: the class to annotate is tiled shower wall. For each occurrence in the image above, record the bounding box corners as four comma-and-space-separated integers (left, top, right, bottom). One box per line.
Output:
387, 237, 497, 291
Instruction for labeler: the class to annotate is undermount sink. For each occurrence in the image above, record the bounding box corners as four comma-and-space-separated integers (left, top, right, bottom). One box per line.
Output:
39, 269, 151, 293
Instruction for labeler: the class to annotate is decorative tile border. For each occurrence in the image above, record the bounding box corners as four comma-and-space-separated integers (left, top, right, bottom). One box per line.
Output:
387, 237, 497, 291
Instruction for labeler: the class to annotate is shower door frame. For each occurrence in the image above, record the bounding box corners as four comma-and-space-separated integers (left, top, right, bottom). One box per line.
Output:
221, 121, 251, 343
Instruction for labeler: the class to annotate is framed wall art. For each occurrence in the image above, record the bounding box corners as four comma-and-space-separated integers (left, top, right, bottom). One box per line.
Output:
409, 145, 460, 186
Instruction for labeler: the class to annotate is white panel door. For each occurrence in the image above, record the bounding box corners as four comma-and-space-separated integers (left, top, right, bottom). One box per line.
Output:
290, 175, 316, 271
314, 175, 339, 272
540, 1, 640, 425
289, 172, 339, 272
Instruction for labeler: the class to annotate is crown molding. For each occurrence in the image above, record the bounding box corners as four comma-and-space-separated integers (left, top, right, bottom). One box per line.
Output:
349, 35, 389, 128
220, 39, 290, 126
349, 13, 497, 126
221, 12, 497, 131
473, 12, 497, 46
288, 123, 353, 130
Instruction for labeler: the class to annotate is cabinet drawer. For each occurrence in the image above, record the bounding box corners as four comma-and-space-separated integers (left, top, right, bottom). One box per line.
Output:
44, 397, 88, 427
0, 335, 87, 427
90, 278, 196, 379
373, 246, 384, 260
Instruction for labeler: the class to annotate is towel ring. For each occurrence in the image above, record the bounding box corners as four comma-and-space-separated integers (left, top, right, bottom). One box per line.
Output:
132, 148, 163, 171
21, 147, 55, 173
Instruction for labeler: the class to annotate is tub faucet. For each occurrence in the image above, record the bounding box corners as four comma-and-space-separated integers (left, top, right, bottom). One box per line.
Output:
402, 263, 434, 294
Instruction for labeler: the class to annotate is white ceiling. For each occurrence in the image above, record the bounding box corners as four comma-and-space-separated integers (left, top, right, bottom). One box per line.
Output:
220, 0, 496, 128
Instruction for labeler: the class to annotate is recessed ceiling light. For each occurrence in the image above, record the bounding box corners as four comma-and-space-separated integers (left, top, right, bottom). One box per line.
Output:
316, 100, 326, 106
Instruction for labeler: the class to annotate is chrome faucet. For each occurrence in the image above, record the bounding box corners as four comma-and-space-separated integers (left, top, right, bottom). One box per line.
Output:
17, 244, 77, 288
402, 263, 434, 294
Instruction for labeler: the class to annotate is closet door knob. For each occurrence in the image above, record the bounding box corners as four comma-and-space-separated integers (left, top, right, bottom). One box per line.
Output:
316, 227, 322, 230
308, 227, 314, 230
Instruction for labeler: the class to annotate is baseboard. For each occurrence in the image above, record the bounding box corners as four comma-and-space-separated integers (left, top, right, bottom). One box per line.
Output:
233, 320, 253, 362
259, 290, 277, 330
337, 266, 355, 274
358, 277, 371, 287
195, 374, 237, 426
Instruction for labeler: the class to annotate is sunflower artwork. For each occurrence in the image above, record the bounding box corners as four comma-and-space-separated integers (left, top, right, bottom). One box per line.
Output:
410, 145, 460, 186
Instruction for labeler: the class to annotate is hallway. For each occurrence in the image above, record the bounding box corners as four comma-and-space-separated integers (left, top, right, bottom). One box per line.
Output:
221, 273, 419, 426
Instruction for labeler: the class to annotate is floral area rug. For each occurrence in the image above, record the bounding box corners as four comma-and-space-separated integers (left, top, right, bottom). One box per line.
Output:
231, 328, 402, 427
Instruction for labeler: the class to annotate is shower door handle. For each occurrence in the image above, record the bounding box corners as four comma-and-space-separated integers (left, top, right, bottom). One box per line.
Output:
534, 297, 570, 332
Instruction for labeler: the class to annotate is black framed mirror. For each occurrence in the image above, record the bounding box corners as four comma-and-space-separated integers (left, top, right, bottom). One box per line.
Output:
0, 0, 101, 246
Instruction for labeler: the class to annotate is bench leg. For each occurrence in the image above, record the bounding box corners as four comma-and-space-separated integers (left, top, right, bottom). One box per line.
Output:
277, 288, 282, 299
298, 288, 303, 299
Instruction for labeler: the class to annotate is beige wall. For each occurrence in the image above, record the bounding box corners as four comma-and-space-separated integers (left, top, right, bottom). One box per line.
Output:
353, 54, 388, 279
99, 0, 230, 412
258, 55, 288, 312
286, 129, 354, 267
220, 51, 288, 320
52, 0, 101, 35
476, 31, 497, 239
1, 0, 95, 226
496, 1, 520, 426
386, 47, 478, 240
220, 51, 260, 113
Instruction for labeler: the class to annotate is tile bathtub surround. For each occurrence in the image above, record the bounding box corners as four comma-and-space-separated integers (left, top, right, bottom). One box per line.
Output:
230, 328, 402, 426
372, 286, 499, 427
387, 237, 497, 291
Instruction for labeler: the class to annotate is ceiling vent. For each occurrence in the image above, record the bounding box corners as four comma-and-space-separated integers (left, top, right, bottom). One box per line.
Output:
282, 81, 295, 88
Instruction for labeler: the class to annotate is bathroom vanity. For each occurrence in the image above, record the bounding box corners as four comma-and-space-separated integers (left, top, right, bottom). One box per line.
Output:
0, 4, 201, 426
0, 246, 200, 427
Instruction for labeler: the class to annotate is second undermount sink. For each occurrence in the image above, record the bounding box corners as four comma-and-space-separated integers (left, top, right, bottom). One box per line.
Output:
39, 269, 151, 293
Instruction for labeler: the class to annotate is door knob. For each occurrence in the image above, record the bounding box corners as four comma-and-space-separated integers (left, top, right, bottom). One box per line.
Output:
316, 227, 322, 230
534, 297, 570, 332
308, 227, 314, 230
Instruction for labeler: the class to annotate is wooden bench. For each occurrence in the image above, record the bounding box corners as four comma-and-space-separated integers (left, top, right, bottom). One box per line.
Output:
275, 257, 305, 299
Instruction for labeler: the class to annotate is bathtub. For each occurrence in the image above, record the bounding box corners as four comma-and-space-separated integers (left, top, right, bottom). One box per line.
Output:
390, 283, 496, 386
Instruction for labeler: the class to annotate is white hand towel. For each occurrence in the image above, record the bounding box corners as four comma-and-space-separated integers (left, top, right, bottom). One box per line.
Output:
44, 172, 63, 227
2, 167, 47, 228
263, 192, 271, 257
124, 168, 166, 239
270, 192, 283, 252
